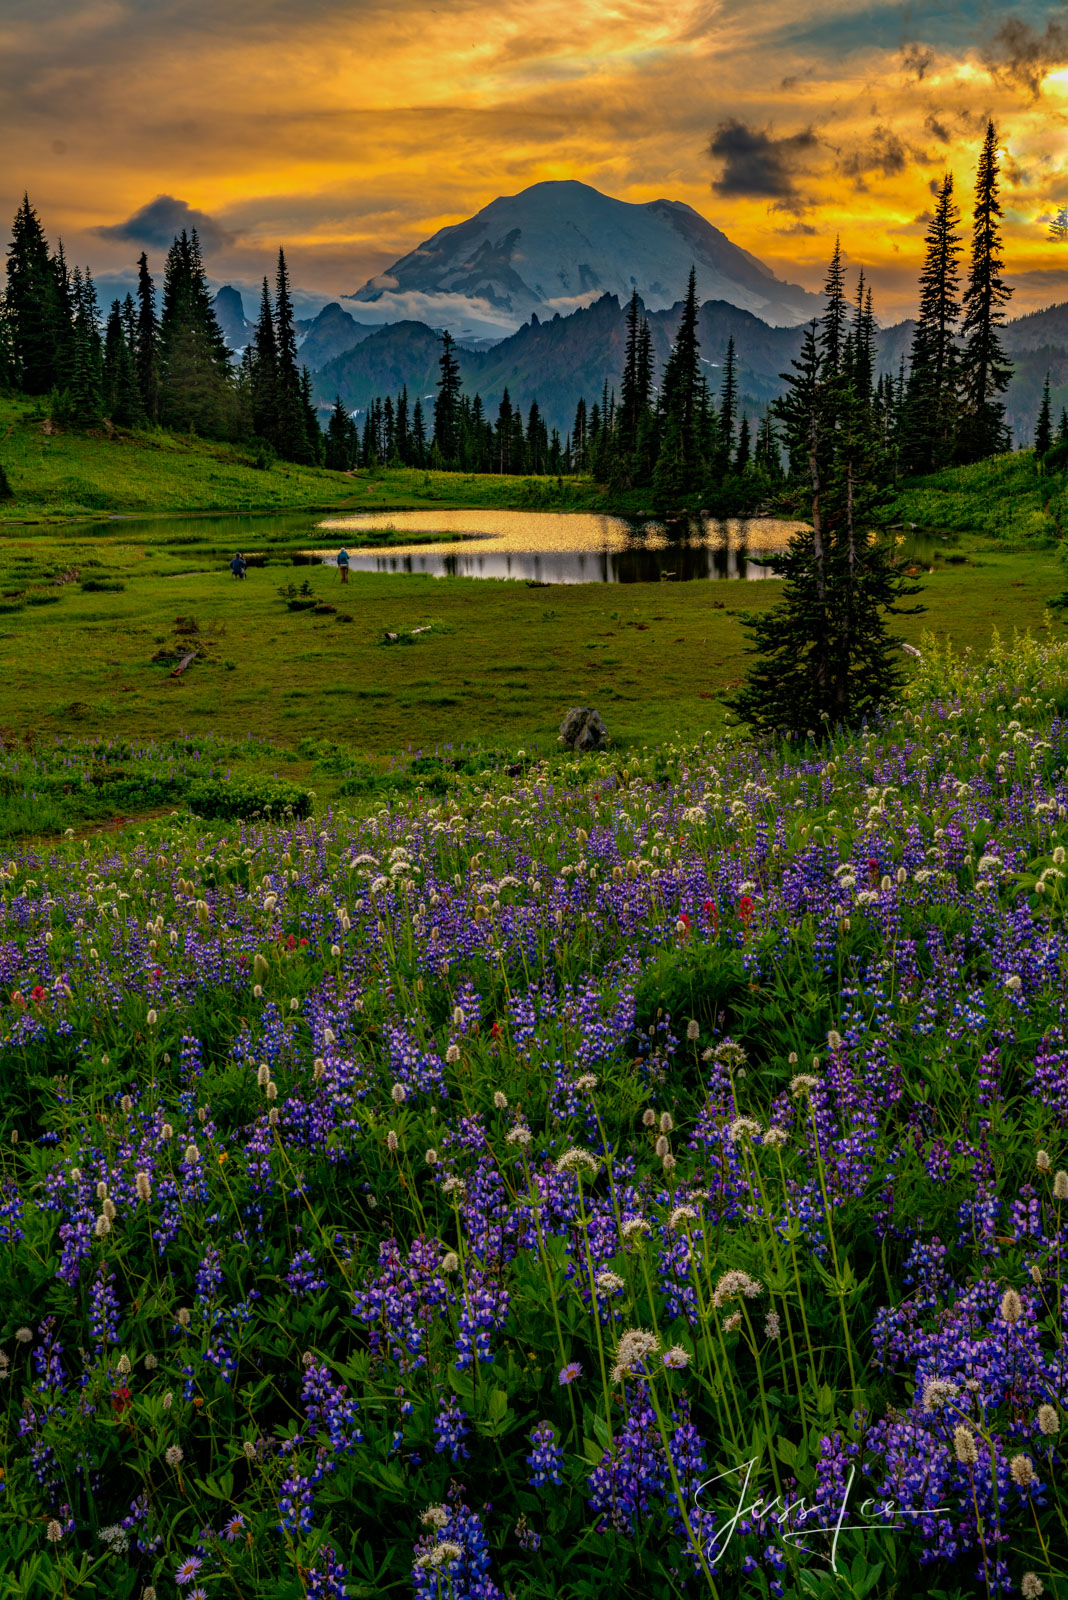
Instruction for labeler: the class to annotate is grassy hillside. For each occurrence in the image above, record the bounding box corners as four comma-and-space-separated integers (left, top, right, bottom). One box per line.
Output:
0, 397, 609, 522
883, 449, 1067, 544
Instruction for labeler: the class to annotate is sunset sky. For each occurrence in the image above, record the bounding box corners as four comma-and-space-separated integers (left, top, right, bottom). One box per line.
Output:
5, 0, 1068, 321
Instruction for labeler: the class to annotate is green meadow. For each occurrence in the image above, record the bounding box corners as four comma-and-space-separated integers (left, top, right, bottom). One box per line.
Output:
1, 395, 1066, 840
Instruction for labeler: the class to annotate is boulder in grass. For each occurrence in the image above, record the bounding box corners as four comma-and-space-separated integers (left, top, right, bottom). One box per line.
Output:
559, 706, 608, 752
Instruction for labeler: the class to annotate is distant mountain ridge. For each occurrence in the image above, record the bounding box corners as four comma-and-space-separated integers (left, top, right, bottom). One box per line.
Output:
313, 290, 1066, 445
346, 179, 821, 332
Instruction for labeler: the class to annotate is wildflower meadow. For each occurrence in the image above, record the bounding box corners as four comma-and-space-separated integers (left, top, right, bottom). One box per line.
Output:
2, 628, 1068, 1600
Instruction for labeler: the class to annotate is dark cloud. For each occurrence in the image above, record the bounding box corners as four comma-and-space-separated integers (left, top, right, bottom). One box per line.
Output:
1003, 154, 1031, 188
924, 113, 951, 143
840, 125, 921, 181
707, 120, 821, 209
901, 43, 934, 83
981, 17, 1068, 100
94, 194, 232, 252
774, 220, 817, 236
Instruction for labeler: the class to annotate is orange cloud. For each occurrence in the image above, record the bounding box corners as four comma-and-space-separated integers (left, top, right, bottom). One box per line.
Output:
2, 0, 1068, 316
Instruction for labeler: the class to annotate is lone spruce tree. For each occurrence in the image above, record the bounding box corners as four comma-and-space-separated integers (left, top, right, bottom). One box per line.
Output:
1035, 374, 1053, 457
731, 253, 922, 742
901, 173, 962, 473
957, 121, 1013, 462
433, 330, 462, 465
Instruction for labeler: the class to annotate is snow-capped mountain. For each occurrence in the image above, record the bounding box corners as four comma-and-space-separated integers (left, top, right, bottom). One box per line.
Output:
346, 180, 819, 332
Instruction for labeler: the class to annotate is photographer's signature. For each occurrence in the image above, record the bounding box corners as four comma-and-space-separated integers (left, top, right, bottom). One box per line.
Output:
695, 1458, 951, 1573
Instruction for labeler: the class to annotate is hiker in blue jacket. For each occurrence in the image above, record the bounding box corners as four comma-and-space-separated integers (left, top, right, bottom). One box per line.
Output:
230, 552, 247, 580
337, 548, 350, 584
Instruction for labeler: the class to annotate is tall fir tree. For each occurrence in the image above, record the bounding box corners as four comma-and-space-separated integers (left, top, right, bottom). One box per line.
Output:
325, 395, 351, 470
901, 173, 963, 472
158, 230, 234, 437
273, 249, 313, 463
735, 413, 751, 474
616, 289, 652, 481
718, 336, 738, 472
819, 237, 847, 375
102, 298, 144, 427
733, 253, 921, 740
957, 121, 1013, 462
1035, 374, 1054, 456
300, 367, 323, 463
4, 195, 68, 393
494, 388, 514, 473
67, 267, 103, 425
134, 253, 160, 423
411, 397, 427, 467
652, 266, 704, 505
433, 330, 462, 464
250, 279, 279, 445
850, 277, 876, 402
396, 386, 411, 465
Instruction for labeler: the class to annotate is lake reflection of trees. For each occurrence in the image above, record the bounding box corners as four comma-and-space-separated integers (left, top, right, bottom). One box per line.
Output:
354, 515, 788, 583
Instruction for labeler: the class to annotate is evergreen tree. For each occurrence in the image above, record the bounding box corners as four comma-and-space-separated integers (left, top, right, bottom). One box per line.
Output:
325, 395, 351, 470
67, 267, 103, 425
735, 413, 751, 473
273, 249, 312, 463
571, 397, 588, 470
396, 386, 411, 465
50, 241, 76, 391
652, 267, 703, 506
411, 398, 427, 467
495, 388, 514, 473
250, 279, 279, 445
158, 230, 234, 437
1049, 207, 1068, 242
433, 330, 462, 464
957, 121, 1013, 463
851, 277, 876, 403
773, 321, 822, 480
733, 274, 921, 740
469, 394, 490, 472
820, 237, 847, 375
718, 336, 738, 472
102, 299, 144, 426
754, 411, 782, 479
300, 367, 323, 463
616, 290, 653, 481
1059, 407, 1068, 445
1035, 373, 1054, 456
4, 195, 67, 393
526, 399, 547, 474
135, 252, 160, 422
901, 173, 963, 473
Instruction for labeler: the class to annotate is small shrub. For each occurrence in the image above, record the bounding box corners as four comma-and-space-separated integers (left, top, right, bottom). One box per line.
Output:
78, 578, 125, 593
186, 775, 313, 821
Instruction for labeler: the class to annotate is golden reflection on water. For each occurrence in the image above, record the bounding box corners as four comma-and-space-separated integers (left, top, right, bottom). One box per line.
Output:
315, 509, 806, 559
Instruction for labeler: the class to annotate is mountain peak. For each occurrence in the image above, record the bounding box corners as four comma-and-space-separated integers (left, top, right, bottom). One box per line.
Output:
345, 180, 818, 333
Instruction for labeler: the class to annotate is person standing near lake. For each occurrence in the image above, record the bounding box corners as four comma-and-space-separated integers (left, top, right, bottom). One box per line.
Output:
230, 552, 247, 580
337, 547, 350, 584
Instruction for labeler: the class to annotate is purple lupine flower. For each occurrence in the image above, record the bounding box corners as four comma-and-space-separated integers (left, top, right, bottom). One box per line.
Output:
526, 1421, 563, 1488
